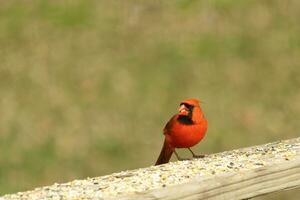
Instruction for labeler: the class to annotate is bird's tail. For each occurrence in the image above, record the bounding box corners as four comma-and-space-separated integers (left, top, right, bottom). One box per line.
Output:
155, 139, 173, 165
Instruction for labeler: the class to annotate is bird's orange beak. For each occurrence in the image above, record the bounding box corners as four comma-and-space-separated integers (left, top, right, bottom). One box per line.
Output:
179, 104, 189, 116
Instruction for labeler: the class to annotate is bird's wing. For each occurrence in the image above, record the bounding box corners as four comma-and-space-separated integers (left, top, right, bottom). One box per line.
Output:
163, 115, 177, 136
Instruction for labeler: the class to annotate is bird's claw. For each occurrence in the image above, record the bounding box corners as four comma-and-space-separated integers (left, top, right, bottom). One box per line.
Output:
192, 154, 205, 159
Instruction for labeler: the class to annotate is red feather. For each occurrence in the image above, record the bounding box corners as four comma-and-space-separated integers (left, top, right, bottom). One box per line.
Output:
155, 99, 208, 165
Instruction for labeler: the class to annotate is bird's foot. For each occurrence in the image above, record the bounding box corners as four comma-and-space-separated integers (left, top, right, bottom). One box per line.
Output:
188, 148, 206, 159
192, 154, 205, 159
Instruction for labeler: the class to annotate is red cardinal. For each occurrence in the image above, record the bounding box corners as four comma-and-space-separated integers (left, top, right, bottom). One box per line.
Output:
155, 99, 208, 165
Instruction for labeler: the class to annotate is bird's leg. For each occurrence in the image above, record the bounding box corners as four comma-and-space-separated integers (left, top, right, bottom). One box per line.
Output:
188, 148, 205, 158
174, 150, 190, 161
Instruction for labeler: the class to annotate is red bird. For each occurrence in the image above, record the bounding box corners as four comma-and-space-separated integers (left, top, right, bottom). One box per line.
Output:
155, 99, 208, 165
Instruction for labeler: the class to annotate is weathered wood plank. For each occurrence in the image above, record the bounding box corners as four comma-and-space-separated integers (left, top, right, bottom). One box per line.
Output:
118, 159, 300, 200
1, 137, 300, 200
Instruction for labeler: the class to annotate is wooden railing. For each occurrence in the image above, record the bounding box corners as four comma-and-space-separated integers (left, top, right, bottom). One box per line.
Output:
1, 137, 300, 200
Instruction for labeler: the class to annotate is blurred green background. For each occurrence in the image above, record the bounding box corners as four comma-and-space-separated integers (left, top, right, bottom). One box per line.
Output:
0, 0, 300, 199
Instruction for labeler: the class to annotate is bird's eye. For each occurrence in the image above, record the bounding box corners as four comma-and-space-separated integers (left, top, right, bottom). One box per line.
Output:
186, 104, 192, 109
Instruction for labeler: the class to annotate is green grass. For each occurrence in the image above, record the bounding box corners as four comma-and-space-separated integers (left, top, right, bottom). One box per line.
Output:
1, 1, 300, 198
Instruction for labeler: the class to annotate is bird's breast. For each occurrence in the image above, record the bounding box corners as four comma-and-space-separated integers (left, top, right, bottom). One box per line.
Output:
165, 119, 207, 148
